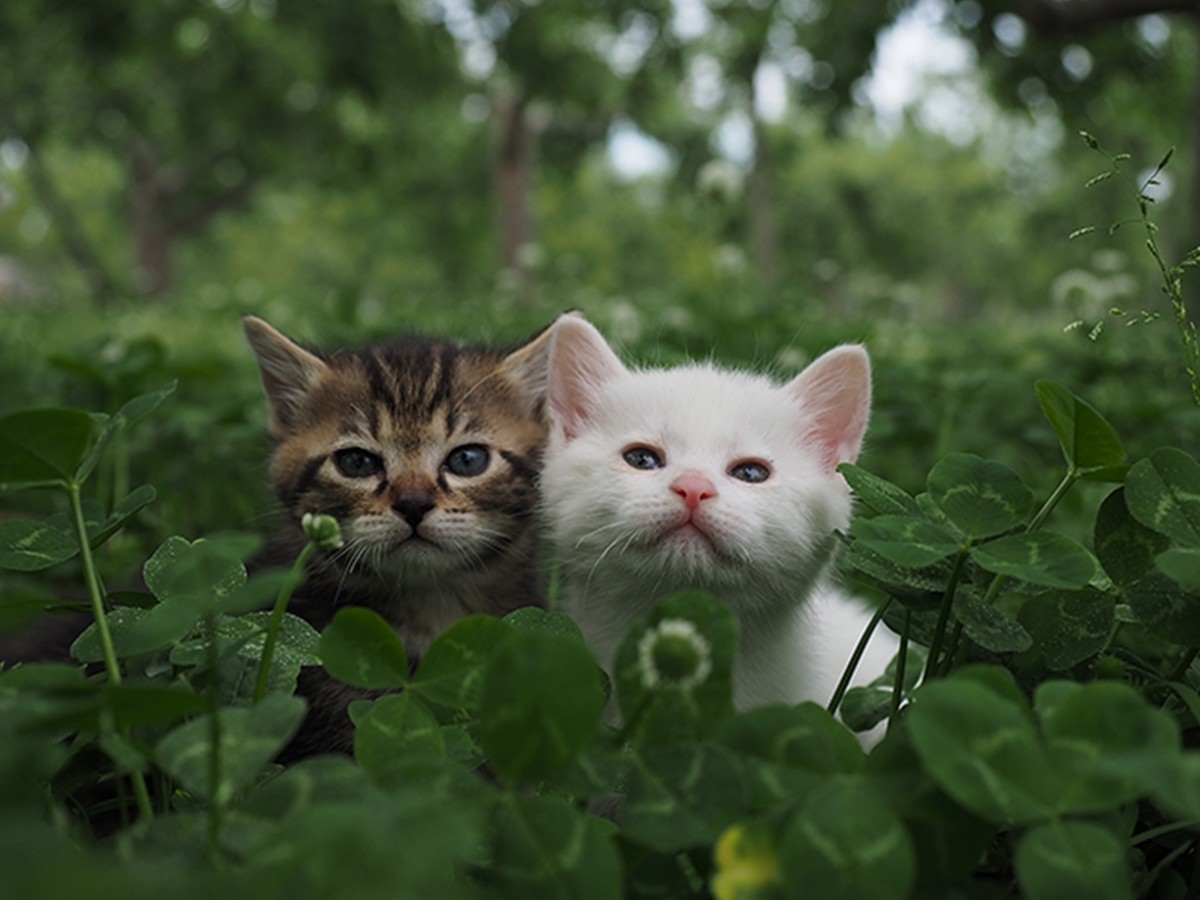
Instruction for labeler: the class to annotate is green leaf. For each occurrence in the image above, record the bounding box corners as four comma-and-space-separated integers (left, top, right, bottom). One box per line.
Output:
1125, 448, 1200, 546
1036, 681, 1179, 813
0, 408, 98, 487
1124, 574, 1200, 645
354, 693, 444, 785
970, 532, 1097, 589
840, 648, 925, 733
319, 606, 410, 690
143, 534, 253, 610
718, 703, 864, 775
0, 519, 80, 571
504, 606, 587, 643
850, 515, 961, 568
244, 768, 487, 899
169, 612, 320, 701
717, 703, 864, 805
74, 382, 175, 483
1157, 547, 1200, 589
411, 615, 511, 710
907, 674, 1057, 825
71, 606, 197, 662
1014, 822, 1132, 900
952, 593, 1032, 653
844, 542, 946, 610
99, 683, 211, 729
1018, 589, 1114, 670
838, 463, 921, 516
927, 453, 1034, 540
1094, 488, 1170, 588
88, 484, 157, 547
489, 794, 621, 900
1035, 381, 1126, 475
155, 693, 306, 807
622, 743, 751, 852
780, 779, 916, 900
479, 628, 605, 785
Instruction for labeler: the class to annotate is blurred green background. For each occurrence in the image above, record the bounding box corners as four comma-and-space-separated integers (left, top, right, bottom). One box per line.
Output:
2, 0, 1200, 568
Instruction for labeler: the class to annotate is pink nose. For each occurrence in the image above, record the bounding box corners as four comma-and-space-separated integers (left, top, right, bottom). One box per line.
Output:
671, 472, 717, 511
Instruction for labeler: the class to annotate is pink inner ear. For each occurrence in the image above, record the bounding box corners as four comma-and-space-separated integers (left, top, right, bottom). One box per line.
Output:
547, 318, 626, 442
789, 346, 872, 471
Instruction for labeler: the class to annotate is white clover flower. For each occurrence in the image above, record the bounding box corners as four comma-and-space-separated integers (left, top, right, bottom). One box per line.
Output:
301, 512, 344, 550
637, 618, 713, 692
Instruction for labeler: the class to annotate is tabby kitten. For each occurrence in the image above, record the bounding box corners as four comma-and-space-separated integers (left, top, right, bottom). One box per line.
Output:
244, 315, 560, 756
541, 316, 898, 718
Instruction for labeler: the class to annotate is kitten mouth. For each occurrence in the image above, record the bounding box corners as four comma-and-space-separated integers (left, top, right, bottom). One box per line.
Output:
397, 532, 438, 548
662, 519, 718, 551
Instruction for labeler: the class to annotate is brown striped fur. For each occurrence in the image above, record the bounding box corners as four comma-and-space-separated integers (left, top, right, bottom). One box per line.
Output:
244, 315, 565, 756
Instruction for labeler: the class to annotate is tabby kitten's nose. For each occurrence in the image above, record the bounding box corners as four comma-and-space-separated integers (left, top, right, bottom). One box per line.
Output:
393, 494, 436, 528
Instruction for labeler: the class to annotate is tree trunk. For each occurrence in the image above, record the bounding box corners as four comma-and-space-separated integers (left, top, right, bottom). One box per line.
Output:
130, 144, 176, 296
495, 88, 534, 289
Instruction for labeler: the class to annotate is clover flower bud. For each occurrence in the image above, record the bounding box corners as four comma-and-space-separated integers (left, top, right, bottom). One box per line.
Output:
301, 512, 344, 550
712, 823, 782, 900
637, 618, 712, 691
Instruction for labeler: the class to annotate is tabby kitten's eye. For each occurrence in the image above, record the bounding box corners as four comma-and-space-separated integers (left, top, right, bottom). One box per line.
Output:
444, 444, 490, 477
729, 460, 771, 483
623, 445, 664, 470
333, 447, 385, 479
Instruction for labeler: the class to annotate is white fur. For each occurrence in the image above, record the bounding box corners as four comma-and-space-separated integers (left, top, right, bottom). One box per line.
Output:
541, 317, 899, 719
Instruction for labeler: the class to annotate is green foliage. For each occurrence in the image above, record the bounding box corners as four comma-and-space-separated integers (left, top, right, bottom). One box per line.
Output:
3, 366, 1200, 898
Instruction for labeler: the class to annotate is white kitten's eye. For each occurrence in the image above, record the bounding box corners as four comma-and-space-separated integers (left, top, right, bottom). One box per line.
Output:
729, 459, 771, 483
622, 445, 664, 470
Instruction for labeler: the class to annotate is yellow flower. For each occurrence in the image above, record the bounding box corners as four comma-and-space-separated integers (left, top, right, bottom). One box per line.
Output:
712, 822, 782, 900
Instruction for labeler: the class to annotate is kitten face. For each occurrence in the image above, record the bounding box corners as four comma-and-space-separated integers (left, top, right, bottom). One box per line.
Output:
245, 317, 554, 585
542, 318, 871, 613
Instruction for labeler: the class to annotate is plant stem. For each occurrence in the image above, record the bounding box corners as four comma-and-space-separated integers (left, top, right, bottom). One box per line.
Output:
888, 609, 911, 734
205, 610, 223, 855
66, 481, 121, 685
978, 470, 1077, 610
827, 596, 892, 716
923, 550, 968, 684
253, 542, 314, 703
1028, 470, 1076, 534
940, 622, 965, 678
1168, 647, 1200, 683
68, 483, 156, 822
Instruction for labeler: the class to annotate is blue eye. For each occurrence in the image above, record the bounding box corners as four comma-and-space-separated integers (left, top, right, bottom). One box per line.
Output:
445, 444, 490, 477
729, 460, 771, 483
623, 446, 664, 470
334, 448, 384, 478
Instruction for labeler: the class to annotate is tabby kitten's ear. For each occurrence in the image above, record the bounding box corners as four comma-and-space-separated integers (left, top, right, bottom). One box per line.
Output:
242, 316, 329, 438
786, 345, 872, 471
547, 315, 627, 442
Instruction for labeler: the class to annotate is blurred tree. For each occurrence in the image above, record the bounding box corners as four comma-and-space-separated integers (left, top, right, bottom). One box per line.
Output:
639, 1, 893, 288
0, 0, 462, 298
455, 0, 675, 289
926, 1, 1195, 225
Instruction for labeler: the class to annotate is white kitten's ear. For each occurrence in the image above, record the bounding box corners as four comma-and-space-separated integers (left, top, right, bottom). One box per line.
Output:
786, 344, 872, 471
547, 314, 627, 440
242, 316, 329, 437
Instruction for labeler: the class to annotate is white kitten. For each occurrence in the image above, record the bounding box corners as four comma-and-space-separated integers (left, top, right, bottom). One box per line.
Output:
541, 316, 898, 718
